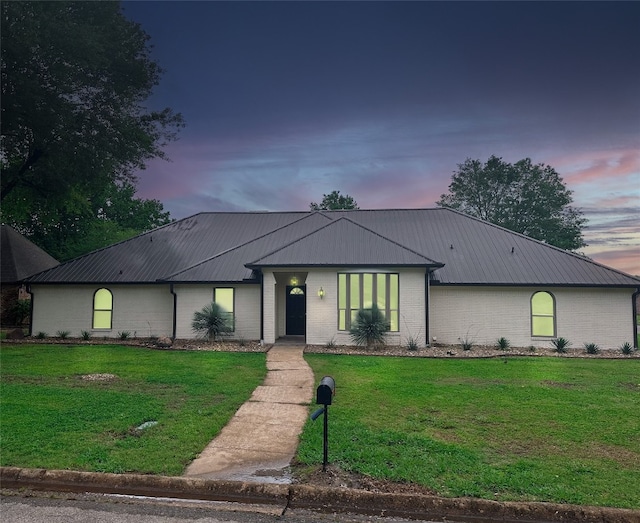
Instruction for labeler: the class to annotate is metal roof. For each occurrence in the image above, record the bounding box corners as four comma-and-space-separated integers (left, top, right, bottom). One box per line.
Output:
27, 208, 640, 287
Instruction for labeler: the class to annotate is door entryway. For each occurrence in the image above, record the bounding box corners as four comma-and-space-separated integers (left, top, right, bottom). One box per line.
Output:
286, 285, 306, 336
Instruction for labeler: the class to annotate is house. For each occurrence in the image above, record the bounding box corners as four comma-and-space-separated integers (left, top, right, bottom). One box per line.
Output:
1, 225, 59, 326
26, 209, 640, 349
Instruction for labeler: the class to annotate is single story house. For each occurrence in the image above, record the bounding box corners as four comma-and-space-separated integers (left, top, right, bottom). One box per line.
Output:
27, 208, 640, 349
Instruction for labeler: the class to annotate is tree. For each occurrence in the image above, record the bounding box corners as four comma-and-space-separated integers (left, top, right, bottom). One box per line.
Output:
0, 1, 183, 255
0, 181, 172, 261
310, 190, 359, 210
436, 156, 586, 250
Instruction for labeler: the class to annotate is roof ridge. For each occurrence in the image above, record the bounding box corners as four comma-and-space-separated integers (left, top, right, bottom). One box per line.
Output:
247, 216, 444, 267
160, 212, 330, 280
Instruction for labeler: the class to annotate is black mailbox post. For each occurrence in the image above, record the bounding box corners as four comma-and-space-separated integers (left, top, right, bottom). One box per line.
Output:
312, 375, 335, 471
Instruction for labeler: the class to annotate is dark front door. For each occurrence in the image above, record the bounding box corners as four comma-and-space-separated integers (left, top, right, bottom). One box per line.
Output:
286, 285, 306, 336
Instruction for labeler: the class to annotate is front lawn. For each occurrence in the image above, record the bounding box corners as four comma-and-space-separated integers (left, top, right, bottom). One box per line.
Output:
297, 355, 640, 509
0, 344, 266, 475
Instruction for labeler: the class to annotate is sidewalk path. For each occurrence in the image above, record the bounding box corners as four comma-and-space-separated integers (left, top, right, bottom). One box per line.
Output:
183, 343, 314, 483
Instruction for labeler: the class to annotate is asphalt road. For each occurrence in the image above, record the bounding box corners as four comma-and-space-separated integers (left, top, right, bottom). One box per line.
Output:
1, 491, 445, 523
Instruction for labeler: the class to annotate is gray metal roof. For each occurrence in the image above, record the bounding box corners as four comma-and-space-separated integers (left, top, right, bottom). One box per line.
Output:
1, 225, 59, 283
27, 208, 640, 287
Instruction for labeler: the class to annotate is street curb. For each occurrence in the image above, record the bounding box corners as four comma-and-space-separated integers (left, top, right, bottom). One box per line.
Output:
2, 467, 639, 523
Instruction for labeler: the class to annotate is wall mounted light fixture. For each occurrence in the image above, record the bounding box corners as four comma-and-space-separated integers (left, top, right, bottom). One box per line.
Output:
318, 287, 325, 299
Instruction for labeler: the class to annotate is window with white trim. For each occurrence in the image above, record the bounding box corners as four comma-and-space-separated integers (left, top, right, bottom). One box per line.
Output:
531, 291, 555, 337
338, 273, 399, 331
93, 288, 113, 329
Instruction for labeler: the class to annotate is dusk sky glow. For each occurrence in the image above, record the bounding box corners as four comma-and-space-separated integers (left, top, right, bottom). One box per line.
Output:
122, 1, 640, 275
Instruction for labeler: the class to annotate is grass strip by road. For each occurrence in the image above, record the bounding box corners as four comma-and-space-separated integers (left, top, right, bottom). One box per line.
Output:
0, 344, 266, 476
297, 355, 640, 509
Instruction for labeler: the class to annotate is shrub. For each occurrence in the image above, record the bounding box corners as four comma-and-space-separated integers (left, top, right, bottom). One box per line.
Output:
10, 299, 31, 325
584, 342, 599, 355
528, 345, 536, 352
191, 302, 233, 342
80, 330, 92, 340
56, 330, 70, 339
350, 304, 390, 348
325, 338, 336, 349
405, 336, 419, 351
620, 342, 635, 355
551, 337, 570, 353
460, 336, 474, 351
496, 337, 510, 350
35, 331, 47, 339
118, 331, 131, 340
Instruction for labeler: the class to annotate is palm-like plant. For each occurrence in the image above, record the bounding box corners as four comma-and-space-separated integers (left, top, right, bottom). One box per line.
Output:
350, 304, 390, 348
192, 302, 233, 342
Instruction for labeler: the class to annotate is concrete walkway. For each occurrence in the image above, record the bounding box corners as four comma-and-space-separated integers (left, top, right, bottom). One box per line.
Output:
183, 343, 314, 483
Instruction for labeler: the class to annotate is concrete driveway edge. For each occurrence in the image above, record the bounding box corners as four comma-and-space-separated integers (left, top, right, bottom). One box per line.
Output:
2, 467, 639, 523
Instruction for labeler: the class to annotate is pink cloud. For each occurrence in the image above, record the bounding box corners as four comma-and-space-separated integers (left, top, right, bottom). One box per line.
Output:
550, 148, 640, 185
587, 247, 640, 277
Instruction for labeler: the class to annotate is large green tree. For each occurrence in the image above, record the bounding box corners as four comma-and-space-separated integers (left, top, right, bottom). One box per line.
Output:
0, 1, 182, 257
437, 156, 586, 251
310, 190, 359, 211
1, 181, 172, 261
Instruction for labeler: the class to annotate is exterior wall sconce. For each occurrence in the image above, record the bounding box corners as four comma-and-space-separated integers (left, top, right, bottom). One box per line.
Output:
318, 287, 325, 299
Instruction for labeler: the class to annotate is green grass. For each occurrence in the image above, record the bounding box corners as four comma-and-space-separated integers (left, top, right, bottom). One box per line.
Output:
297, 355, 640, 509
0, 344, 266, 475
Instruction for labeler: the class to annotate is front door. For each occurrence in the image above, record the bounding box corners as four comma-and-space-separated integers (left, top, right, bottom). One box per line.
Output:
286, 285, 306, 336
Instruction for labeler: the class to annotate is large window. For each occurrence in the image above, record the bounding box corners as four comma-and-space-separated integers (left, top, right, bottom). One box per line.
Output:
338, 273, 399, 331
214, 287, 235, 331
531, 291, 555, 337
93, 288, 113, 329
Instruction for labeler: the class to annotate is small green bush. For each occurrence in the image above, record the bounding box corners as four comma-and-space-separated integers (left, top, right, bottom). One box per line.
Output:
325, 338, 336, 349
528, 345, 536, 352
35, 331, 47, 339
350, 304, 390, 348
80, 330, 91, 340
496, 337, 510, 350
191, 302, 233, 342
620, 342, 635, 355
551, 337, 570, 353
56, 330, 70, 339
584, 342, 599, 355
405, 336, 419, 351
118, 331, 131, 340
460, 336, 474, 351
10, 299, 31, 325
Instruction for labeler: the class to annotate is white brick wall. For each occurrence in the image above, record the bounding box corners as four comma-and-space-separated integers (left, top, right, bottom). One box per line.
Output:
305, 268, 428, 347
30, 284, 174, 338
174, 284, 261, 340
430, 286, 636, 350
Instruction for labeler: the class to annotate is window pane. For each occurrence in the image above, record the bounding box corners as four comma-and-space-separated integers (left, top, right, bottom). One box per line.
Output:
338, 274, 346, 308
215, 288, 234, 313
532, 292, 553, 315
377, 274, 386, 309
94, 289, 112, 310
389, 274, 398, 309
350, 275, 360, 309
338, 310, 346, 330
532, 316, 554, 337
93, 310, 111, 329
363, 274, 373, 308
389, 311, 398, 332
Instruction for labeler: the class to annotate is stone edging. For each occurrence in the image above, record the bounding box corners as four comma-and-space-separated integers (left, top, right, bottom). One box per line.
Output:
2, 467, 638, 523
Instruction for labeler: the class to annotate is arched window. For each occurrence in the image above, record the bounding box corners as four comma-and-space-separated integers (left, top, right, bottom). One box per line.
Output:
93, 288, 113, 329
531, 291, 555, 337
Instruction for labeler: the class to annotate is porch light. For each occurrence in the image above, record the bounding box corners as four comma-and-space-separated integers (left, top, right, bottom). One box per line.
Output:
318, 287, 325, 299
